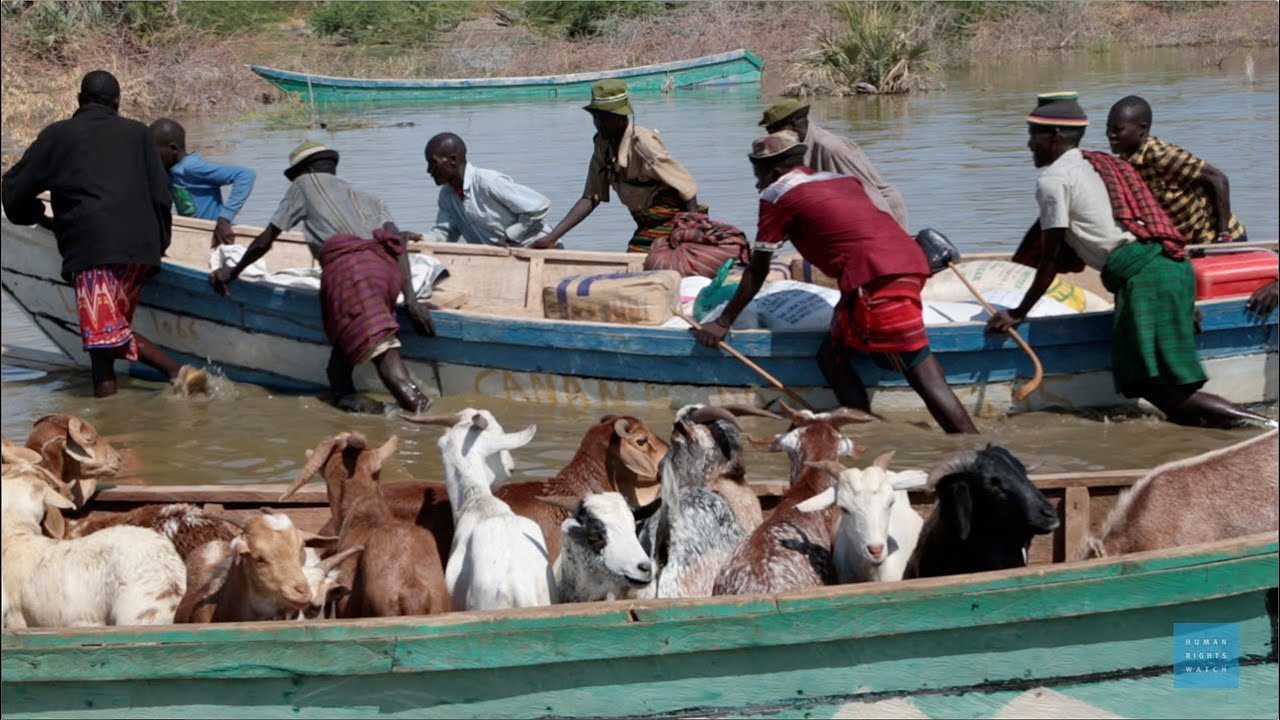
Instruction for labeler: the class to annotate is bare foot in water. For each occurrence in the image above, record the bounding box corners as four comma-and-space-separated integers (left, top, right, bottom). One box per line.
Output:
171, 365, 209, 398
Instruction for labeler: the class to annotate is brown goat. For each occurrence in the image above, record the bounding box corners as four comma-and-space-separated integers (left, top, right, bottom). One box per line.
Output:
387, 414, 669, 563
24, 415, 122, 508
66, 503, 237, 560
175, 509, 333, 623
281, 432, 450, 618
712, 406, 870, 596
1076, 429, 1279, 560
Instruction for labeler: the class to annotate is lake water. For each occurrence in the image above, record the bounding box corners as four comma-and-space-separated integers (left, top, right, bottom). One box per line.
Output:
2, 47, 1277, 487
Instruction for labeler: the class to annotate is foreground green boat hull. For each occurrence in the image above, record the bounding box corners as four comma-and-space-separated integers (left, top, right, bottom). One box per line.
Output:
249, 49, 763, 106
3, 534, 1276, 719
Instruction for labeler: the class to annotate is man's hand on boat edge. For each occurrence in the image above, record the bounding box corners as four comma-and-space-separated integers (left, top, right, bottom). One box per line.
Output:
407, 301, 436, 337
208, 266, 234, 297
985, 308, 1026, 334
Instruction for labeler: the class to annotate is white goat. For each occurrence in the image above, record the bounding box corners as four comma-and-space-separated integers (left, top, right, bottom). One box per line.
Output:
433, 409, 555, 611
1, 472, 186, 628
539, 492, 653, 603
796, 452, 928, 584
284, 546, 366, 620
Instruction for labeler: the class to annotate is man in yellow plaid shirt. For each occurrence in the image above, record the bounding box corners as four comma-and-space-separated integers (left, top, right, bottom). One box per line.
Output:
1105, 95, 1247, 244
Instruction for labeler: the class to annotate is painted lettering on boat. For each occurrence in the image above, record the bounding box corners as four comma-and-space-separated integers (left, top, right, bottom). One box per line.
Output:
475, 369, 641, 407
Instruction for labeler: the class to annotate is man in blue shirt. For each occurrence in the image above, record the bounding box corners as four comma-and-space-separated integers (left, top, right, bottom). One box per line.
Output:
421, 132, 555, 247
150, 118, 256, 247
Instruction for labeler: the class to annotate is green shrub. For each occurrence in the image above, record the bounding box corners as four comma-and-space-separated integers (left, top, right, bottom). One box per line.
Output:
306, 1, 471, 45
792, 0, 939, 96
177, 0, 300, 36
513, 1, 671, 39
3, 0, 177, 59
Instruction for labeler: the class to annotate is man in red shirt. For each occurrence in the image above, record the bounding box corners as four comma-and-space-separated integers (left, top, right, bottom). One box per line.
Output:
695, 131, 977, 434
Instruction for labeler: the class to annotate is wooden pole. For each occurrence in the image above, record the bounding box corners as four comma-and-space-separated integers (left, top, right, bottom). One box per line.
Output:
946, 262, 1044, 401
675, 310, 818, 412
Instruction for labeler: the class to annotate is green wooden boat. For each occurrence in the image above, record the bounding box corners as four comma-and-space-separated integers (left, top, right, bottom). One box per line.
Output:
3, 471, 1276, 719
248, 49, 764, 106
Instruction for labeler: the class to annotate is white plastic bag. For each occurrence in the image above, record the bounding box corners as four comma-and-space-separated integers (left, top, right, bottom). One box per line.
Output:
209, 244, 268, 280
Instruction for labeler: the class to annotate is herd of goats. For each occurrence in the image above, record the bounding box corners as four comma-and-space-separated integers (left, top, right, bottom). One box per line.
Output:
1, 403, 1276, 629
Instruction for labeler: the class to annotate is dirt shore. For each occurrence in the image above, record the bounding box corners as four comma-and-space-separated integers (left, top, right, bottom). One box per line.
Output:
2, 0, 1276, 159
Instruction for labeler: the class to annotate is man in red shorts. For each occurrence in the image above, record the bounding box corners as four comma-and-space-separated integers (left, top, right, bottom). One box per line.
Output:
695, 130, 977, 434
2, 70, 205, 398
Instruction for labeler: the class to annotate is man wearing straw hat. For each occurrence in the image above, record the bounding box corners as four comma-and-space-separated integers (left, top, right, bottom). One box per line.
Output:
695, 130, 978, 434
531, 79, 703, 253
208, 141, 436, 414
987, 92, 1273, 429
759, 98, 909, 232
2, 69, 207, 399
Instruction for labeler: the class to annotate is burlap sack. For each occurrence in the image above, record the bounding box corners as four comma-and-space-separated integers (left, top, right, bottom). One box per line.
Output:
544, 270, 681, 325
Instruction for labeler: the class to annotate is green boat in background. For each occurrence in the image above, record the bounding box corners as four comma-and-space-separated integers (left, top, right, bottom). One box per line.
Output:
248, 48, 764, 106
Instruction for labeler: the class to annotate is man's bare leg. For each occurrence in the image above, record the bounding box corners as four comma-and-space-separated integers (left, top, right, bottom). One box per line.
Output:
89, 349, 119, 398
1144, 384, 1276, 429
816, 336, 872, 411
371, 348, 432, 413
903, 355, 980, 435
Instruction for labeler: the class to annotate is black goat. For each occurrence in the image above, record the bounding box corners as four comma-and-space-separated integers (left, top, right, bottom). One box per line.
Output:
904, 444, 1058, 579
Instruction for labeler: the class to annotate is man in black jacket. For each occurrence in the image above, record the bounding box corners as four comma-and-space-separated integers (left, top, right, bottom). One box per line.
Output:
2, 70, 205, 398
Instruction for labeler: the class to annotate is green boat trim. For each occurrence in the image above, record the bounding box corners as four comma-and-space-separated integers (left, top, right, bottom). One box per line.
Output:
248, 49, 764, 106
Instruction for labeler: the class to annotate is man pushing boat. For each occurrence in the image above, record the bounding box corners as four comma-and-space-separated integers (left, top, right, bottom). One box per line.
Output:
695, 130, 978, 435
208, 142, 436, 414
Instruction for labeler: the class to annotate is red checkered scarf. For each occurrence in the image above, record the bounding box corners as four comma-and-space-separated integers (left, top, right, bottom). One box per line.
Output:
1080, 150, 1186, 260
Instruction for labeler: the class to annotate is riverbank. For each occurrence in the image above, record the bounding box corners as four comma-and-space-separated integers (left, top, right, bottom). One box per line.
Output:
2, 0, 1276, 159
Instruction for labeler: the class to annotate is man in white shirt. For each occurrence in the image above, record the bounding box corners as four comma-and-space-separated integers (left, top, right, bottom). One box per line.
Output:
422, 133, 554, 247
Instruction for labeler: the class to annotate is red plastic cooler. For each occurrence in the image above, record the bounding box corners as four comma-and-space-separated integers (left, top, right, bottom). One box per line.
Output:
1189, 251, 1279, 300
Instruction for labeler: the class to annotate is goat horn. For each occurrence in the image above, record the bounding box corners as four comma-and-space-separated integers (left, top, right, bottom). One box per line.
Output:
720, 404, 784, 421
280, 436, 340, 501
316, 546, 364, 573
825, 407, 877, 427
208, 513, 249, 531
805, 460, 846, 478
613, 417, 636, 441
536, 495, 582, 513
689, 405, 739, 428
745, 434, 779, 450
399, 412, 461, 428
872, 450, 896, 470
470, 413, 488, 431
926, 450, 980, 489
776, 400, 812, 427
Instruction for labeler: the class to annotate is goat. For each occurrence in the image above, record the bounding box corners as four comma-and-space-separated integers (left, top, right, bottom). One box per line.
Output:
1076, 429, 1279, 560
427, 410, 554, 611
794, 452, 928, 584
175, 508, 333, 623
279, 432, 449, 618
2, 472, 186, 628
538, 493, 652, 603
712, 406, 869, 595
647, 405, 764, 599
63, 503, 237, 560
904, 445, 1059, 579
285, 545, 367, 620
24, 414, 122, 508
394, 413, 669, 564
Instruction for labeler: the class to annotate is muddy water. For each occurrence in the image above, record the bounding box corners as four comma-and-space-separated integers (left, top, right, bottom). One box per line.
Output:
2, 47, 1278, 487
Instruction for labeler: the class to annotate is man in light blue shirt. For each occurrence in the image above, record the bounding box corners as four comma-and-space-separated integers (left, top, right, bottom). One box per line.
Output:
422, 132, 554, 247
150, 118, 256, 247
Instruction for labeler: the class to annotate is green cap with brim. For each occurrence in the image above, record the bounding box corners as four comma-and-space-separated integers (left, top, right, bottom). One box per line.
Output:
583, 79, 633, 116
759, 98, 810, 128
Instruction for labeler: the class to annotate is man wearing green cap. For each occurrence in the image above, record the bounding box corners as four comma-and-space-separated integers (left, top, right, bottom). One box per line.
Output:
530, 79, 702, 253
759, 98, 908, 231
208, 141, 438, 415
987, 92, 1274, 429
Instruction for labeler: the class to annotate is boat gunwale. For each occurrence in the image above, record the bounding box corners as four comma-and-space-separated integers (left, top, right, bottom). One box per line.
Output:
246, 49, 763, 90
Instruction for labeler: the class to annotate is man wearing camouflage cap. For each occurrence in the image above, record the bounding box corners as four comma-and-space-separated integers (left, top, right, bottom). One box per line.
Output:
532, 79, 702, 252
759, 98, 909, 232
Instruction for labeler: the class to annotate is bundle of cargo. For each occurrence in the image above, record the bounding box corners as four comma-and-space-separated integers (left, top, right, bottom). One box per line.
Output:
544, 270, 681, 325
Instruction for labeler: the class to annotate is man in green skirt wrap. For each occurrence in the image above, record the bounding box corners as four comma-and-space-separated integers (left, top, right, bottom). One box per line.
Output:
986, 92, 1275, 429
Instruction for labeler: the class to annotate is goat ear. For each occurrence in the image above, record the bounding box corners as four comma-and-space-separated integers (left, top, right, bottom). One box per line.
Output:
41, 505, 67, 539
617, 435, 660, 480
41, 483, 76, 511
746, 433, 780, 451
537, 495, 582, 513
805, 460, 845, 479
872, 450, 896, 470
372, 435, 399, 474
230, 535, 250, 556
487, 424, 537, 453
794, 487, 836, 513
890, 470, 929, 492
947, 482, 973, 541
301, 532, 340, 548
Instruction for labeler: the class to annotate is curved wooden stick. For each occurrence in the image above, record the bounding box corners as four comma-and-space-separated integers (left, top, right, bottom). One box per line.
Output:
946, 262, 1044, 401
676, 310, 818, 412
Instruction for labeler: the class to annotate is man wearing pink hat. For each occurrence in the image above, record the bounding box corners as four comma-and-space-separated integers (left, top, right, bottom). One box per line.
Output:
695, 130, 977, 434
